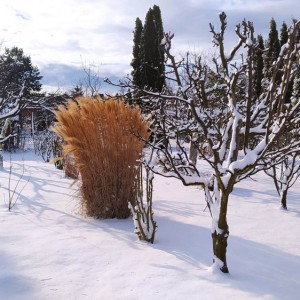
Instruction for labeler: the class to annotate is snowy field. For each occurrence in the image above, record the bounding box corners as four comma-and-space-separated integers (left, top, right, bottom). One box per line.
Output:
0, 150, 299, 300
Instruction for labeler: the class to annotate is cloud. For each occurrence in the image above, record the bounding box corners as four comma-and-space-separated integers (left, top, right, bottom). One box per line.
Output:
39, 62, 126, 94
0, 0, 298, 92
40, 63, 83, 88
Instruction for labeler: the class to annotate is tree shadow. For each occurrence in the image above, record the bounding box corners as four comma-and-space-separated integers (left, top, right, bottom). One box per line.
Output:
2, 150, 299, 299
233, 185, 300, 217
227, 236, 300, 299
149, 213, 300, 299
0, 250, 36, 299
233, 186, 278, 201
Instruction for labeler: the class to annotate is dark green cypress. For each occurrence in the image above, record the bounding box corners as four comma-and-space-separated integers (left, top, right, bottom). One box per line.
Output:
280, 21, 288, 46
253, 34, 265, 97
152, 5, 165, 90
140, 5, 165, 91
142, 8, 157, 90
264, 18, 281, 79
131, 17, 144, 88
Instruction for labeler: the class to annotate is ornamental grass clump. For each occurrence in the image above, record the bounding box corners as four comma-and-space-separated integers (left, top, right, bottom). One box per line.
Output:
53, 97, 149, 218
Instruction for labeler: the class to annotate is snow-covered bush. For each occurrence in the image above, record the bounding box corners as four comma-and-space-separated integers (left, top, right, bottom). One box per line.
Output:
35, 130, 63, 169
266, 152, 300, 209
53, 97, 149, 219
129, 164, 157, 243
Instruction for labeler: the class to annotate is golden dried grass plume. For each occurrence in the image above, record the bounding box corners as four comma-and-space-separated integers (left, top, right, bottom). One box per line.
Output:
53, 96, 149, 218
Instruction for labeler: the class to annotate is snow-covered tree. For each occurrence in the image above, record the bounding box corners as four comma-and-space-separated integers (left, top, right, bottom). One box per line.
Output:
129, 164, 157, 243
0, 85, 25, 145
265, 149, 300, 209
0, 47, 42, 98
0, 47, 44, 149
140, 13, 300, 273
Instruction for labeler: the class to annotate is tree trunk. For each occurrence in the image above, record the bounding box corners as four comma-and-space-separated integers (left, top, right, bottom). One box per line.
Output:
189, 141, 198, 165
212, 230, 229, 273
212, 191, 230, 273
281, 189, 287, 210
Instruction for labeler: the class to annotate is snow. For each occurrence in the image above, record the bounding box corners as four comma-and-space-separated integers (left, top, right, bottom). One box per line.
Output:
228, 139, 267, 173
1, 150, 300, 300
0, 103, 20, 122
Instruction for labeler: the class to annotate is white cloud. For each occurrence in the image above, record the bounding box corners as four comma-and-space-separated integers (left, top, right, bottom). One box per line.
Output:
0, 0, 298, 91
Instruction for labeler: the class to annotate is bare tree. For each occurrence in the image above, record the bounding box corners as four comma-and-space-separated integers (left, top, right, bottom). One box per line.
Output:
268, 153, 300, 209
140, 13, 300, 273
79, 60, 102, 97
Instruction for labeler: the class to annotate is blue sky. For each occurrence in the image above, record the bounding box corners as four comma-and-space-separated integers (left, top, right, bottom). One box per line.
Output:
0, 0, 298, 93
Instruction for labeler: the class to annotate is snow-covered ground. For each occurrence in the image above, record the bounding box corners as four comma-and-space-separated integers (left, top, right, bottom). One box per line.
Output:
0, 150, 299, 300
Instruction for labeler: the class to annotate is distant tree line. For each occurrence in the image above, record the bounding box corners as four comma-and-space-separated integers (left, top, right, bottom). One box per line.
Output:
248, 18, 299, 102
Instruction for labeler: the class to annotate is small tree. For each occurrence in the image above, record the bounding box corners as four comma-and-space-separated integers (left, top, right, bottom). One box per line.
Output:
129, 164, 157, 243
79, 62, 102, 97
69, 84, 84, 99
265, 151, 300, 209
140, 14, 300, 273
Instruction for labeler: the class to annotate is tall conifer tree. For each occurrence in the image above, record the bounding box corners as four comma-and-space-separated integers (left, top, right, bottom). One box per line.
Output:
264, 18, 280, 79
142, 5, 165, 91
280, 21, 288, 46
131, 17, 144, 88
151, 5, 165, 90
253, 34, 265, 96
131, 5, 165, 91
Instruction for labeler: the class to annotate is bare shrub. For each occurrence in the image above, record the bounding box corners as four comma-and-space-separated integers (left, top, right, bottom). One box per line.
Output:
53, 97, 149, 218
6, 156, 30, 211
35, 130, 63, 169
129, 164, 157, 243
